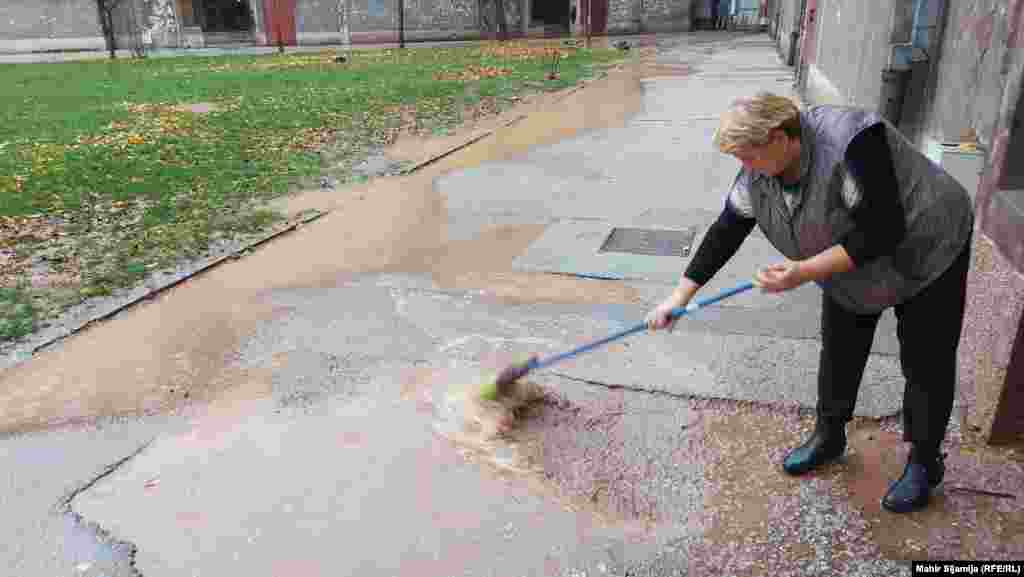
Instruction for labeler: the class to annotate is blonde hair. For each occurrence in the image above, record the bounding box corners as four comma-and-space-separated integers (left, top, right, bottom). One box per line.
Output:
713, 92, 802, 154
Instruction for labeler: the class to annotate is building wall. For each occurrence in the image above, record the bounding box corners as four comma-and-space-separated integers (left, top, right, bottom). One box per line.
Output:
296, 0, 482, 44
140, 0, 180, 48
921, 0, 1010, 152
0, 0, 688, 53
608, 0, 692, 33
944, 0, 1024, 442
295, 0, 351, 43
802, 0, 896, 108
346, 0, 480, 33
0, 0, 105, 53
608, 0, 641, 32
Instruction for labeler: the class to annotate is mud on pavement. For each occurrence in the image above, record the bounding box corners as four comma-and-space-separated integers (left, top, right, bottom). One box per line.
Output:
0, 44, 657, 436
405, 366, 1023, 574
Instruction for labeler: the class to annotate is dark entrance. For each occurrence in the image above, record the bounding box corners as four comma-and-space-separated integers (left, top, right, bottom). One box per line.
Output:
198, 0, 254, 32
532, 0, 571, 34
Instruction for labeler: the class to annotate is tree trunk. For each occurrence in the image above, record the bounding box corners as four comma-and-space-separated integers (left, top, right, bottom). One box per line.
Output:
338, 0, 351, 53
96, 0, 119, 59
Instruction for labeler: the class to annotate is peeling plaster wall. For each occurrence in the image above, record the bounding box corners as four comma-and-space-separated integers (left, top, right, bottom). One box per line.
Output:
297, 0, 349, 35
406, 0, 478, 30
940, 0, 1024, 442
802, 0, 895, 109
312, 0, 484, 43
607, 0, 641, 32
0, 0, 690, 53
923, 0, 1011, 153
142, 0, 178, 47
354, 0, 481, 31
608, 0, 692, 33
0, 0, 105, 52
477, 0, 522, 34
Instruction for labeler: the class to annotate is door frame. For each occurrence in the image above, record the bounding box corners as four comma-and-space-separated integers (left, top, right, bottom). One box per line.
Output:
263, 0, 297, 46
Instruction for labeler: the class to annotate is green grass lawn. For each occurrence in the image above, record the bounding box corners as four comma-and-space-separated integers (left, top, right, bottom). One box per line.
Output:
0, 42, 625, 341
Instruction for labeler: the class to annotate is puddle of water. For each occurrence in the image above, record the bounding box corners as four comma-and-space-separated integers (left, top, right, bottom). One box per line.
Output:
398, 358, 703, 538
61, 512, 133, 573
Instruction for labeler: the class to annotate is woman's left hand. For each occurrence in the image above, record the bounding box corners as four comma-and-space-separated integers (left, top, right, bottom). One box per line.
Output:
756, 260, 808, 293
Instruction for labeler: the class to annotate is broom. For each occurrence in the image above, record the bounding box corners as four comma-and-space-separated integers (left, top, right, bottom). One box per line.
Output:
478, 280, 757, 401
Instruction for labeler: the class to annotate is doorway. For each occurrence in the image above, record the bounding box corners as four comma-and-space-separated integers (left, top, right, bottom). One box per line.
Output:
195, 0, 255, 32
263, 0, 296, 46
532, 0, 571, 34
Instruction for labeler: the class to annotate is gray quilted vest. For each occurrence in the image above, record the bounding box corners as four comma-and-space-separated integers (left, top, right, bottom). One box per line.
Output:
748, 106, 974, 314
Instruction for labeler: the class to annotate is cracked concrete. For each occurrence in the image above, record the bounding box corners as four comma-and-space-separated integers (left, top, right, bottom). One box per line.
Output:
56, 442, 153, 577
1, 416, 185, 577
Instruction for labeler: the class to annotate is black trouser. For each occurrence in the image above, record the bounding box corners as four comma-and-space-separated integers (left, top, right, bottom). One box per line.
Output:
816, 239, 971, 453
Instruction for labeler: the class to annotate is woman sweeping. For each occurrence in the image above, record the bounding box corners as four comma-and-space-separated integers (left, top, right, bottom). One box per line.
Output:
646, 92, 975, 513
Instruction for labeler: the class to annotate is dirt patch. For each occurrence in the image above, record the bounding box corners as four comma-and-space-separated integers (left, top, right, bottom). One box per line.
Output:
399, 368, 1023, 568
841, 427, 1024, 561
677, 406, 892, 576
678, 405, 1024, 572
510, 389, 662, 526
398, 363, 649, 528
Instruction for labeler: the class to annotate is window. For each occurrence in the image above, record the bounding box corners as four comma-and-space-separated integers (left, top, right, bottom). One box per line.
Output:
178, 0, 197, 27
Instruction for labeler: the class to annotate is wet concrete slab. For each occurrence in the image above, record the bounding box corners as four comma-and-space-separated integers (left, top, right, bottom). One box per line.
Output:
72, 373, 699, 576
369, 273, 903, 417
0, 416, 183, 577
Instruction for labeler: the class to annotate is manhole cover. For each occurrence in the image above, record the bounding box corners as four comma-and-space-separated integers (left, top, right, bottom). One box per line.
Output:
598, 227, 695, 257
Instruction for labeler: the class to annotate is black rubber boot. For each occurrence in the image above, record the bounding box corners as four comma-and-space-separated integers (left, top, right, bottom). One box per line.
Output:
782, 419, 847, 475
882, 448, 945, 514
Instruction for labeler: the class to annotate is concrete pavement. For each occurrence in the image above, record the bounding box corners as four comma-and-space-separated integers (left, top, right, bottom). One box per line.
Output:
2, 32, 1022, 577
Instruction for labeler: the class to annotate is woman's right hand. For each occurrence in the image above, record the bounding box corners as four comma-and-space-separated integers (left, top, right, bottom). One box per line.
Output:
646, 291, 689, 332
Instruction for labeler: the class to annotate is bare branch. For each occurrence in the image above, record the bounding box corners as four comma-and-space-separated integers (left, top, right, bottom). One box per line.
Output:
97, 0, 124, 15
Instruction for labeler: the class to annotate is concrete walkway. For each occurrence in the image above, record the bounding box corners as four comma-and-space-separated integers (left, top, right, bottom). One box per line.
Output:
2, 32, 1021, 577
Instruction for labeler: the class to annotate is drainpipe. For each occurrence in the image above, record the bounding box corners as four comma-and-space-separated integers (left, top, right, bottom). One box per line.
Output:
398, 0, 405, 48
787, 0, 804, 67
881, 0, 935, 126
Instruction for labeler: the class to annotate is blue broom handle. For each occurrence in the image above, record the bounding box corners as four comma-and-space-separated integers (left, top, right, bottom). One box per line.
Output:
531, 280, 756, 371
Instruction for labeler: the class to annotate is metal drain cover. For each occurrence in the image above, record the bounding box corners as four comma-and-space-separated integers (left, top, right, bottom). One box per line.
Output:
598, 227, 695, 258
